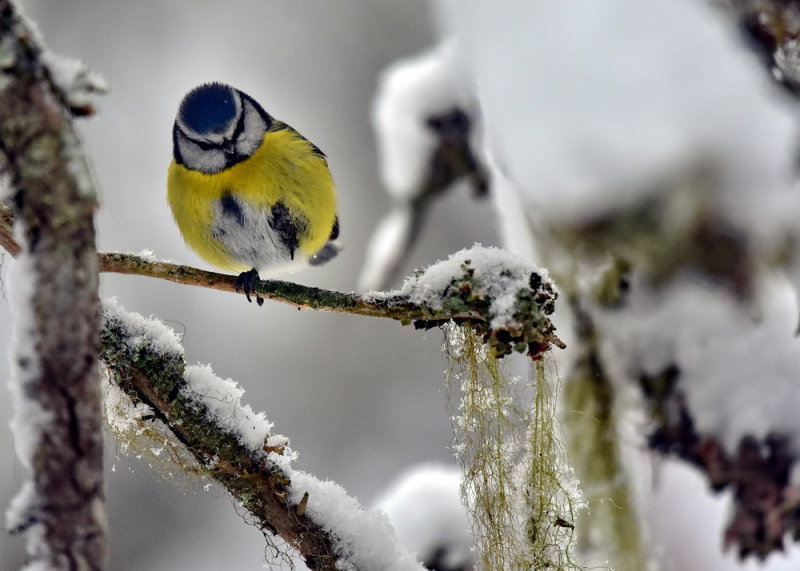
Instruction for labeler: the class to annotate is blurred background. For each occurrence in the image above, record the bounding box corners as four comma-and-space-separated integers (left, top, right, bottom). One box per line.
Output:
4, 2, 800, 570
0, 1, 497, 568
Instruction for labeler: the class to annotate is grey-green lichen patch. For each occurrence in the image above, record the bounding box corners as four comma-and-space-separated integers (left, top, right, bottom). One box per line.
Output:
397, 245, 564, 359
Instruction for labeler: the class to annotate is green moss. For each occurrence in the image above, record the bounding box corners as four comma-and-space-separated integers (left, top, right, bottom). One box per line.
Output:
99, 316, 187, 402
100, 312, 260, 477
168, 393, 245, 465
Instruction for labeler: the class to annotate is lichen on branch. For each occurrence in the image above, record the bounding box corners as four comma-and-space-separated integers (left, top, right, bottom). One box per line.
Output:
99, 300, 340, 569
388, 245, 565, 359
99, 299, 423, 571
445, 324, 583, 570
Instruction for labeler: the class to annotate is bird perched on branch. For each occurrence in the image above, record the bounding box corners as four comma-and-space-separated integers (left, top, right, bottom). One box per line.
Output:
167, 82, 339, 304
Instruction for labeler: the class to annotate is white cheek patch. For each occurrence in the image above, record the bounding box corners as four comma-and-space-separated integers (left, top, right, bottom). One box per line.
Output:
235, 99, 269, 157
176, 135, 227, 174
210, 196, 294, 270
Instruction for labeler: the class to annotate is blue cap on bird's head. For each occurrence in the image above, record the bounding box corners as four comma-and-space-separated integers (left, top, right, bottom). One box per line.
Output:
172, 82, 272, 173
178, 82, 238, 135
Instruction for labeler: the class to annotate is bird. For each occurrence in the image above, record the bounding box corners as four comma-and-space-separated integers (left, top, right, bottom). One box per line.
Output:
167, 82, 339, 304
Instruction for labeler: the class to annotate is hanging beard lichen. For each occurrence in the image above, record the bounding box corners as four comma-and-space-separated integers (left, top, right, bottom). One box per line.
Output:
102, 368, 208, 484
445, 322, 585, 570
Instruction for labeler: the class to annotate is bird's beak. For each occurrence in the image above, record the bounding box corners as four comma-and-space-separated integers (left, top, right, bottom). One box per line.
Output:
221, 139, 237, 155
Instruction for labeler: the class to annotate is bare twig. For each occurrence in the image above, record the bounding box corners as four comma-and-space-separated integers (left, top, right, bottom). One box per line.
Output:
98, 250, 434, 321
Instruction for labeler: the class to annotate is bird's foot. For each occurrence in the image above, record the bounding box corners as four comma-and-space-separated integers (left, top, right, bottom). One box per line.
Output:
235, 268, 262, 304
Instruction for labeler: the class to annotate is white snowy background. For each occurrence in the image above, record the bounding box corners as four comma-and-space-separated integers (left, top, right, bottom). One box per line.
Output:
3, 1, 800, 570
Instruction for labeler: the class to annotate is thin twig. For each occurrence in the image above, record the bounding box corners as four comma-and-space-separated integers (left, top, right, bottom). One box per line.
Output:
0, 208, 477, 323
99, 251, 416, 316
2, 205, 564, 359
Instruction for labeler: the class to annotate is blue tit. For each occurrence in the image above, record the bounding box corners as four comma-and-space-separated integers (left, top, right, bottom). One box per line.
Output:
167, 82, 339, 303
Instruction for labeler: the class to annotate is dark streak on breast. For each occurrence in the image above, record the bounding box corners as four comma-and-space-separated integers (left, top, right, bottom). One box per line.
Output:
220, 191, 245, 226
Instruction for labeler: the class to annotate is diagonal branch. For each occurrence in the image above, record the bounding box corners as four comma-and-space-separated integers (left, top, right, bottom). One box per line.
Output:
100, 300, 422, 570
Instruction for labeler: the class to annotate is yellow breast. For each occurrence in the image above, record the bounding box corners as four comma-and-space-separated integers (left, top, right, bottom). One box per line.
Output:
167, 129, 337, 272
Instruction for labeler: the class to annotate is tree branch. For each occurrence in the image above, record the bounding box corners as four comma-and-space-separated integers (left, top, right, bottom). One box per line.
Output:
97, 250, 432, 321
100, 310, 340, 568
0, 0, 108, 568
358, 106, 490, 291
1, 210, 564, 360
100, 300, 422, 570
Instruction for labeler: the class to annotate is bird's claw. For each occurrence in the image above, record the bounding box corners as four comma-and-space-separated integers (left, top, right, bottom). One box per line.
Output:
235, 268, 261, 304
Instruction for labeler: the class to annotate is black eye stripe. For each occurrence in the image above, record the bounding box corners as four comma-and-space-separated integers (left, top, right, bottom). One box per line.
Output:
194, 139, 217, 151
176, 123, 220, 151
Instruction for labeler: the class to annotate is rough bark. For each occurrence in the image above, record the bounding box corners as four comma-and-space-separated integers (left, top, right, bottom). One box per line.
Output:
0, 1, 108, 568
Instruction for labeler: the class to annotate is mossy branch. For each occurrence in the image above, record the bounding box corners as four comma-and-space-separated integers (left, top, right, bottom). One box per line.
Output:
98, 249, 432, 320
1, 208, 564, 360
100, 309, 343, 570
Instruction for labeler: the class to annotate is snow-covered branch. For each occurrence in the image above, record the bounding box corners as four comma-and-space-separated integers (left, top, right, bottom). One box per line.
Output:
360, 40, 489, 292
0, 0, 108, 568
100, 299, 423, 571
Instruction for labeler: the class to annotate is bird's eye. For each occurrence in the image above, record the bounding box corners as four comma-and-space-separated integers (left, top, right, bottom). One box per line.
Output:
193, 138, 219, 151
